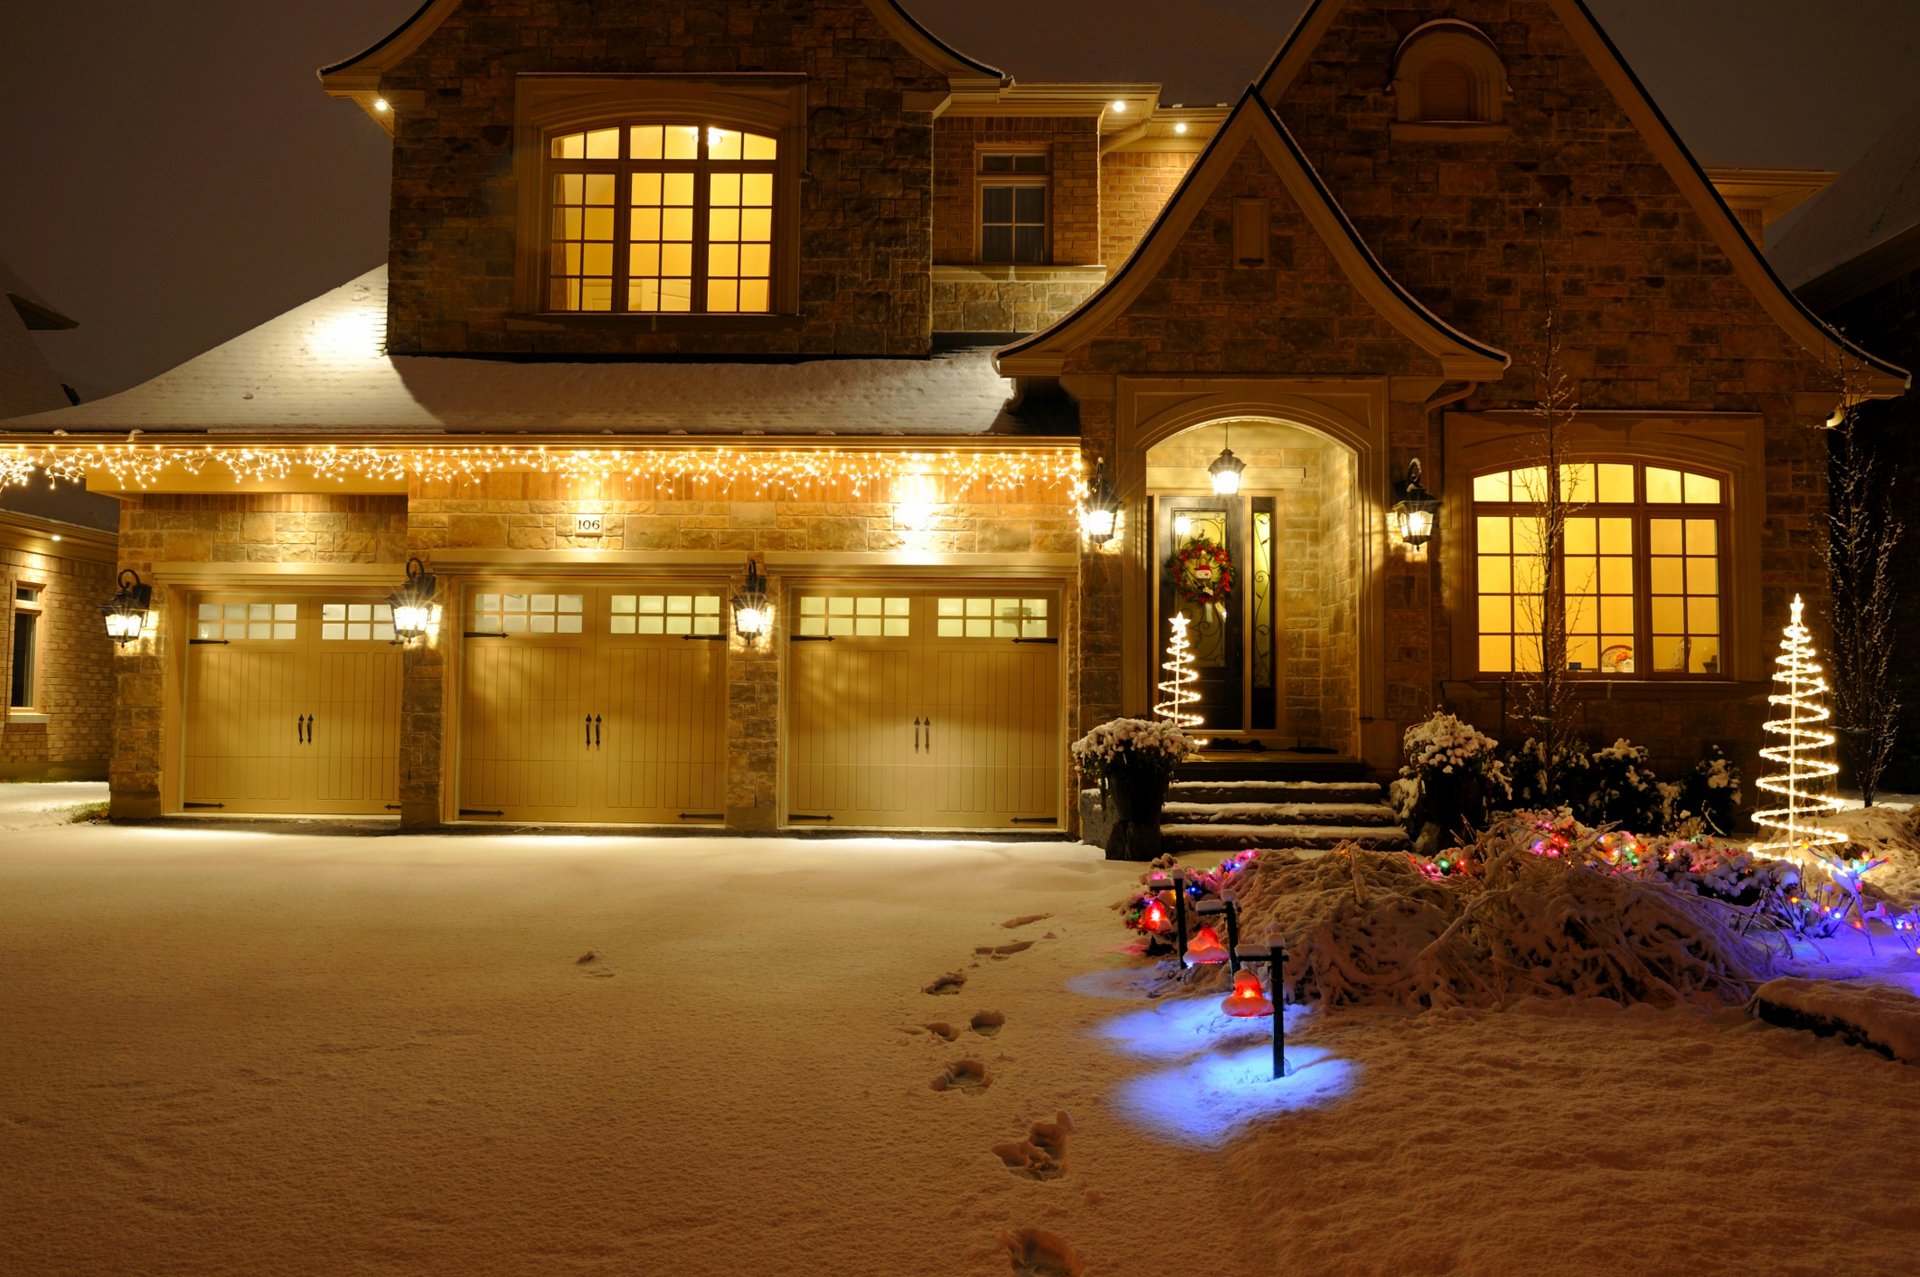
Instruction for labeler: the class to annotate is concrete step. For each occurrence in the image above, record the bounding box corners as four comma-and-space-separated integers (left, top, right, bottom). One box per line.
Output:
1166, 779, 1384, 806
1159, 800, 1399, 827
1162, 822, 1411, 853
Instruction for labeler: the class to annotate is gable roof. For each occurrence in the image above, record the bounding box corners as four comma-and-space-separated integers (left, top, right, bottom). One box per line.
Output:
1770, 95, 1920, 310
995, 89, 1510, 380
0, 260, 76, 332
1256, 0, 1908, 398
319, 0, 1005, 121
0, 268, 1065, 440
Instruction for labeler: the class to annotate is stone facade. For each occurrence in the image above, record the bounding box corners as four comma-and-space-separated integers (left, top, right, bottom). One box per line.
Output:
0, 535, 116, 780
930, 266, 1105, 335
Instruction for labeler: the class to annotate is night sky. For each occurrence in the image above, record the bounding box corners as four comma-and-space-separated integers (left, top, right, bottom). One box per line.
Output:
3, 0, 1917, 399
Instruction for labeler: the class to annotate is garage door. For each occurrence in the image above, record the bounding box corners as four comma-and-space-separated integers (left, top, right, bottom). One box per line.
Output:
457, 586, 727, 824
183, 595, 402, 815
786, 589, 1062, 830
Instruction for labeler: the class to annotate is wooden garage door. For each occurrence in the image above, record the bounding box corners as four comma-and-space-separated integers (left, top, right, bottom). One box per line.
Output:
786, 590, 1061, 830
457, 586, 726, 825
183, 596, 402, 815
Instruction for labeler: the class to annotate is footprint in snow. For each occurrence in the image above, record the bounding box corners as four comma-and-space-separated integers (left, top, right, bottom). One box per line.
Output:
924, 1022, 960, 1042
1000, 1228, 1082, 1276
991, 1111, 1072, 1180
930, 1059, 991, 1093
577, 951, 616, 978
1001, 914, 1051, 929
923, 971, 967, 996
970, 1010, 1006, 1037
975, 940, 1036, 960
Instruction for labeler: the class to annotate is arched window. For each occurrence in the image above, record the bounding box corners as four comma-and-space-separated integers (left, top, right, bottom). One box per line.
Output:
1392, 22, 1507, 129
1472, 461, 1727, 678
545, 122, 779, 314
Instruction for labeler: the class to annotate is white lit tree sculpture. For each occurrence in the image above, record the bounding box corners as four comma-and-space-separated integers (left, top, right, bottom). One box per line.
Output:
1749, 595, 1883, 941
1155, 614, 1204, 731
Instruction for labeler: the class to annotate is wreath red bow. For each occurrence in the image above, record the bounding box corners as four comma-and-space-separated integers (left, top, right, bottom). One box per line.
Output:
1172, 537, 1235, 606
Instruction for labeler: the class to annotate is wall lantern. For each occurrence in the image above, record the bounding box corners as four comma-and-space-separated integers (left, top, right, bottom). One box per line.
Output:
731, 557, 773, 647
1208, 445, 1247, 496
101, 568, 153, 646
1391, 460, 1442, 549
387, 557, 438, 644
1080, 457, 1121, 546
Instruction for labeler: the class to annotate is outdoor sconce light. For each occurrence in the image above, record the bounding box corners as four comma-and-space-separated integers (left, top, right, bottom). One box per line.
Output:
387, 557, 438, 645
731, 557, 772, 647
101, 568, 153, 646
1208, 445, 1247, 496
1391, 459, 1442, 549
1080, 457, 1121, 546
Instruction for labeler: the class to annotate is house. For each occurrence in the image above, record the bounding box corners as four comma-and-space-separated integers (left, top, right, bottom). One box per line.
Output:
1, 0, 1904, 829
0, 261, 118, 780
1771, 95, 1920, 792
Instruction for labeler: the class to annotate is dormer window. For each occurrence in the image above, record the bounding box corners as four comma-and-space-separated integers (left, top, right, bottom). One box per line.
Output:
1392, 21, 1509, 136
545, 122, 779, 314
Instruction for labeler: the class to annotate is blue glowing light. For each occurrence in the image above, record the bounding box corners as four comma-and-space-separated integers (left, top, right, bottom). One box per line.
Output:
1096, 995, 1311, 1059
1111, 1044, 1358, 1148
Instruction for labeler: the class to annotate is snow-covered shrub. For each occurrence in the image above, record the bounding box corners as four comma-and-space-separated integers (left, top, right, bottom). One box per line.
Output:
1396, 712, 1511, 849
1500, 737, 1591, 813
1070, 717, 1194, 796
1579, 738, 1665, 831
1661, 746, 1743, 838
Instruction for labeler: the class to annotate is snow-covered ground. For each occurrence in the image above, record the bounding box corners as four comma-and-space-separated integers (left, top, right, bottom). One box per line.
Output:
0, 779, 106, 827
2, 824, 1917, 1276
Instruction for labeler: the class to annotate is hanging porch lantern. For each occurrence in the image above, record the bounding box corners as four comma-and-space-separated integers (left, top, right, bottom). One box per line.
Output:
1080, 457, 1121, 546
731, 556, 773, 646
1391, 459, 1442, 549
387, 557, 438, 644
101, 568, 153, 646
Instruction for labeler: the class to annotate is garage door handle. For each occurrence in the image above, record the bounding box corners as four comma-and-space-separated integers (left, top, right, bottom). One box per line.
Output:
913, 716, 922, 752
305, 714, 314, 744
925, 718, 932, 751
296, 715, 306, 744
585, 714, 593, 748
595, 714, 602, 747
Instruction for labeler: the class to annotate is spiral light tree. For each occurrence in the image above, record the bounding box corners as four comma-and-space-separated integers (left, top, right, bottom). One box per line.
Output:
1155, 613, 1205, 731
1748, 595, 1881, 939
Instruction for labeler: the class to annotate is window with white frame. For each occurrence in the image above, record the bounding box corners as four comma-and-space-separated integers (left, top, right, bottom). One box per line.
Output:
978, 151, 1049, 265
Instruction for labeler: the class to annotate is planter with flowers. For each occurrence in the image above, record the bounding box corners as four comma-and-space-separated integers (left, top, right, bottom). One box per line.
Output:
1071, 717, 1196, 861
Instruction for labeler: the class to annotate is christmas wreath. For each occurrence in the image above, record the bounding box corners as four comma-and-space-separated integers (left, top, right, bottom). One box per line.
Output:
1172, 537, 1235, 605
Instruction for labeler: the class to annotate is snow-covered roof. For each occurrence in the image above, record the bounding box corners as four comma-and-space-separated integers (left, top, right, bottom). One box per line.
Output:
1770, 96, 1920, 304
2, 268, 1069, 440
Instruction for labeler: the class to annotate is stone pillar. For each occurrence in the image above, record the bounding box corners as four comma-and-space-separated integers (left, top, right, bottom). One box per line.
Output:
108, 567, 164, 820
398, 634, 445, 830
725, 571, 779, 832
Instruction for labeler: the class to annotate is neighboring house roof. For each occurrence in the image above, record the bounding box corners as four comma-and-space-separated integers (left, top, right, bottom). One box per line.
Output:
1770, 96, 1920, 310
0, 268, 1065, 439
1256, 0, 1909, 397
996, 89, 1511, 380
0, 259, 117, 532
1, 260, 77, 332
319, 0, 1005, 129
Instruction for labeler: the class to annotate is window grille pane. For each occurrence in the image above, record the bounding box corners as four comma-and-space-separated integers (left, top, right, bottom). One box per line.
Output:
1472, 472, 1510, 502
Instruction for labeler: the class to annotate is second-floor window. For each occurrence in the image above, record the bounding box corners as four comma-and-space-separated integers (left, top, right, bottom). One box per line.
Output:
547, 122, 778, 314
978, 152, 1049, 265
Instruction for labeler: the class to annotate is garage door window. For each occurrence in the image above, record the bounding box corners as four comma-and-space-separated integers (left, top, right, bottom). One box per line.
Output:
473, 592, 586, 635
797, 596, 910, 638
320, 603, 396, 642
197, 602, 298, 641
610, 593, 723, 636
936, 597, 1050, 639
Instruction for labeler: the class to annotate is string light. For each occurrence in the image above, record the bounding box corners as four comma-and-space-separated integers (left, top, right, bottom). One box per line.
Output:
1748, 595, 1849, 866
0, 443, 1086, 502
1154, 613, 1204, 730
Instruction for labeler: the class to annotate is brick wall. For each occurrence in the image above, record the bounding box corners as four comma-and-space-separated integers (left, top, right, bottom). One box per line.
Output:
380, 1, 953, 358
1100, 151, 1196, 267
0, 544, 115, 778
932, 115, 1100, 265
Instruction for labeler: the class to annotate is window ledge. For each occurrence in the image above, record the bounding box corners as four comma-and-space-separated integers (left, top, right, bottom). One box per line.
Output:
1443, 678, 1763, 701
506, 312, 805, 334
1390, 121, 1512, 143
931, 264, 1109, 284
6, 710, 49, 725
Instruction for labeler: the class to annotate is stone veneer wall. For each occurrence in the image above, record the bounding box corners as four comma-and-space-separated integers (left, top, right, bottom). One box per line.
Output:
403, 472, 1079, 829
108, 495, 409, 818
933, 115, 1100, 265
1099, 151, 1197, 267
1317, 447, 1358, 756
930, 267, 1105, 334
379, 1, 954, 357
1269, 0, 1852, 776
0, 544, 116, 779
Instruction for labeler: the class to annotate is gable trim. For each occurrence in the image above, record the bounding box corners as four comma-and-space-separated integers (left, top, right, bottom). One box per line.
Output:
995, 90, 1510, 380
1257, 0, 1909, 398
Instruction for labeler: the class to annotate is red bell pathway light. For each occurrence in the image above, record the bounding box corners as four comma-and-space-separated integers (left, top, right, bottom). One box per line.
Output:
1221, 968, 1273, 1017
1140, 895, 1172, 934
1220, 941, 1293, 1079
1185, 925, 1228, 964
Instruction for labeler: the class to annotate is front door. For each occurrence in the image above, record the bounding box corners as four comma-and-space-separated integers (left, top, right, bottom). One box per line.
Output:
1153, 496, 1283, 738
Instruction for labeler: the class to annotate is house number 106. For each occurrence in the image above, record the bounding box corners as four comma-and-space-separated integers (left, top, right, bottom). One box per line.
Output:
573, 513, 606, 537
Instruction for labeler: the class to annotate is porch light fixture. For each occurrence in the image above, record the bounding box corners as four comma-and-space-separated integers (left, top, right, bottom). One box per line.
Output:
1209, 445, 1247, 496
387, 557, 438, 644
1391, 459, 1441, 549
731, 557, 773, 647
1080, 457, 1121, 546
101, 568, 153, 646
